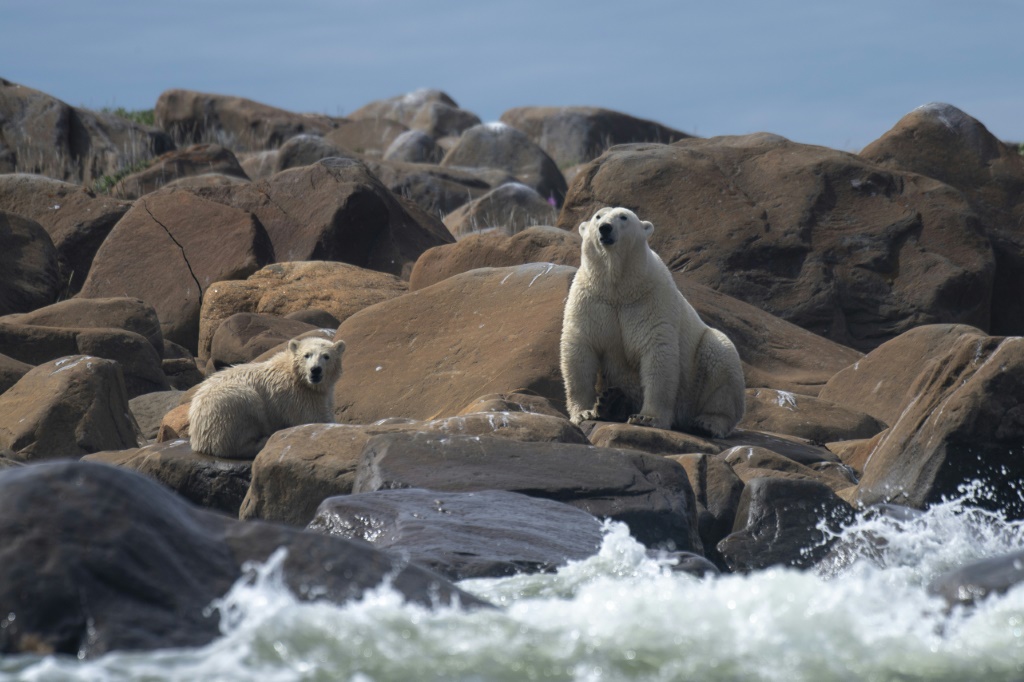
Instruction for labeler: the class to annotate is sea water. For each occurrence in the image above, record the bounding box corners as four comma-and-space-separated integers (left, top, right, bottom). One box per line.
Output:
3, 486, 1024, 682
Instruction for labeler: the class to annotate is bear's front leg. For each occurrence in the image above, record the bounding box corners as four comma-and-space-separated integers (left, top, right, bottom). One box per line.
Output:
560, 333, 601, 425
628, 337, 679, 430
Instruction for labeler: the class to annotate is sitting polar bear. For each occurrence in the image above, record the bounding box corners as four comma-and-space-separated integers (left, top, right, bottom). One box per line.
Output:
189, 336, 346, 458
560, 207, 745, 437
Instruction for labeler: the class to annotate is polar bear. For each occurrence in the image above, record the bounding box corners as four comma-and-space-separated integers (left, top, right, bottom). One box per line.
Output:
560, 207, 745, 437
189, 336, 346, 458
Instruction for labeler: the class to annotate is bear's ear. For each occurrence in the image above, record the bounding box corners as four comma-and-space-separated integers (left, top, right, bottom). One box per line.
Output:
288, 339, 300, 353
578, 221, 588, 237
642, 220, 655, 239
334, 339, 346, 354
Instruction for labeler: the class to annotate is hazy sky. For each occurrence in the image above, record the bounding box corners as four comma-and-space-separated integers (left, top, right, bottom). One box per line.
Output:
4, 0, 1022, 151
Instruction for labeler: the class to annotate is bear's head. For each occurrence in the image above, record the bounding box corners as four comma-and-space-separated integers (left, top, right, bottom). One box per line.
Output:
578, 207, 654, 257
288, 336, 346, 390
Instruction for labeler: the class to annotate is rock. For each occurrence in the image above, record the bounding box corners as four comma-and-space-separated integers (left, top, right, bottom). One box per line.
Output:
78, 187, 273, 352
0, 460, 484, 657
0, 77, 173, 186
441, 122, 568, 206
208, 312, 320, 370
333, 264, 572, 423
240, 410, 587, 526
0, 321, 169, 398
0, 174, 131, 295
409, 101, 481, 139
720, 445, 857, 493
861, 103, 1024, 337
559, 135, 994, 352
238, 150, 279, 180
457, 392, 566, 419
355, 432, 703, 552
442, 183, 557, 238
362, 158, 517, 217
740, 388, 885, 443
588, 422, 721, 455
197, 261, 406, 363
156, 403, 190, 442
410, 225, 581, 290
0, 356, 145, 460
309, 488, 603, 580
500, 105, 690, 168
162, 173, 250, 192
284, 308, 340, 328
84, 439, 251, 515
190, 157, 452, 277
2, 296, 165, 356
349, 89, 460, 127
819, 324, 986, 424
928, 549, 1024, 608
857, 334, 1024, 518
0, 353, 31, 395
324, 118, 408, 157
154, 89, 339, 152
717, 477, 855, 572
383, 130, 445, 164
128, 390, 184, 440
0, 210, 59, 315
670, 453, 745, 567
273, 134, 349, 172
826, 431, 886, 476
111, 144, 248, 199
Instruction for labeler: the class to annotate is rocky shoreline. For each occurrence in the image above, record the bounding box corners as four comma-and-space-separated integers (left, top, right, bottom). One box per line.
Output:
2, 78, 1024, 657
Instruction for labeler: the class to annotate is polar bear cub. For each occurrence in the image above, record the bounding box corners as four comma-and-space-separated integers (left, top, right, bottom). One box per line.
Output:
189, 336, 346, 458
560, 207, 745, 437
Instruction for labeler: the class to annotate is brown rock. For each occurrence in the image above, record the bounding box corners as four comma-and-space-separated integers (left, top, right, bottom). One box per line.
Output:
162, 173, 250, 192
0, 353, 31, 395
362, 158, 517, 217
0, 77, 173, 185
208, 312, 320, 370
826, 430, 887, 476
383, 130, 445, 164
409, 101, 481, 139
740, 388, 885, 444
819, 323, 986, 424
410, 225, 581, 290
0, 210, 59, 315
559, 135, 994, 352
155, 89, 339, 152
156, 403, 190, 442
0, 355, 145, 460
670, 452, 745, 565
190, 157, 452, 278
84, 439, 251, 515
441, 122, 568, 205
0, 174, 131, 295
588, 422, 721, 455
78, 188, 273, 351
500, 105, 690, 168
457, 392, 565, 419
442, 183, 558, 239
111, 144, 248, 199
273, 134, 349, 172
348, 89, 459, 127
324, 118, 408, 157
861, 103, 1024, 337
333, 264, 573, 423
720, 445, 856, 493
857, 334, 1024, 517
197, 261, 407, 363
128, 390, 185, 440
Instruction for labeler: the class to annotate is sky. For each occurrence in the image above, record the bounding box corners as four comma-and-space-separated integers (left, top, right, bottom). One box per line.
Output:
3, 0, 1022, 152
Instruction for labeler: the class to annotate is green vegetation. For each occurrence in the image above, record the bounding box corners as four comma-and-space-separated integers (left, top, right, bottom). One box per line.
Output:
93, 158, 152, 194
102, 107, 156, 127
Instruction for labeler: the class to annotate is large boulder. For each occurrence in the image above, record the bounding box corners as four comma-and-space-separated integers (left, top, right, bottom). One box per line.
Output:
739, 388, 885, 444
0, 77, 173, 186
0, 174, 131, 295
154, 89, 339, 152
348, 89, 460, 128
354, 431, 703, 552
309, 488, 603, 580
441, 122, 568, 206
0, 461, 484, 657
111, 144, 248, 199
559, 135, 995, 352
78, 187, 273, 351
272, 134, 348, 172
207, 312, 322, 369
0, 210, 59, 315
363, 158, 517, 217
861, 103, 1024, 338
0, 353, 31, 395
324, 118, 408, 158
856, 334, 1024, 517
383, 130, 445, 164
190, 157, 453, 277
442, 183, 557, 239
0, 356, 145, 460
500, 105, 690, 168
197, 261, 407, 363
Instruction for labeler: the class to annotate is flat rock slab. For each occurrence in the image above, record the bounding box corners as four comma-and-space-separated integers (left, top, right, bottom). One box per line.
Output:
309, 488, 604, 580
353, 432, 703, 553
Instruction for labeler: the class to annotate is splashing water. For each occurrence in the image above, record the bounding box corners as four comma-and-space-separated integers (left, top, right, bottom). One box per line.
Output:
4, 488, 1024, 681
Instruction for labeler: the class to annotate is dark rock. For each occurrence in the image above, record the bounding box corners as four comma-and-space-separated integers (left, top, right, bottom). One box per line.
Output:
0, 353, 31, 395
0, 460, 485, 657
383, 130, 444, 164
309, 488, 603, 579
353, 431, 703, 552
717, 477, 854, 572
670, 453, 745, 568
128, 390, 184, 440
409, 101, 481, 139
362, 158, 517, 217
349, 89, 459, 128
208, 312, 319, 370
443, 182, 557, 238
273, 134, 349, 172
0, 210, 59, 315
928, 549, 1024, 607
720, 445, 857, 493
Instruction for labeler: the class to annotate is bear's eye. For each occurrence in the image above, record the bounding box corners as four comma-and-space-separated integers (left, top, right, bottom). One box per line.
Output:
619, 215, 627, 220
323, 355, 330, 361
304, 353, 312, 359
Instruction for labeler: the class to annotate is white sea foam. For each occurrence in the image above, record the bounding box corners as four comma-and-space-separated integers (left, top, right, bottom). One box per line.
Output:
4, 493, 1024, 681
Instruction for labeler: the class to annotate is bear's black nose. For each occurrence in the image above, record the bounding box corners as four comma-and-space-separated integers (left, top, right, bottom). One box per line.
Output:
599, 223, 612, 237
310, 366, 323, 382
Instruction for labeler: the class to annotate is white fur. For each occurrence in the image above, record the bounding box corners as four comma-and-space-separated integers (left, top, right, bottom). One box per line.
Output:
189, 336, 346, 458
560, 207, 745, 437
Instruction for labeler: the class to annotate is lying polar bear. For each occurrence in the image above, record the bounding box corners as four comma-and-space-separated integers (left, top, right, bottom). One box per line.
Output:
189, 335, 345, 458
560, 206, 745, 437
